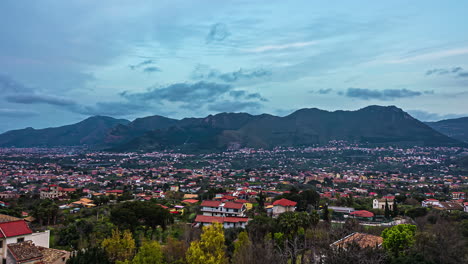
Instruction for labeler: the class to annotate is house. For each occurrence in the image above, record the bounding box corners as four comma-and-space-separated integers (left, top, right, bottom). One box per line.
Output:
452, 192, 465, 200
200, 201, 246, 218
0, 214, 50, 263
464, 202, 468, 213
372, 198, 394, 210
331, 232, 383, 249
194, 215, 249, 229
272, 198, 297, 217
70, 198, 96, 208
422, 198, 441, 207
350, 210, 374, 221
40, 185, 76, 200
328, 206, 355, 214
435, 201, 464, 212
7, 241, 69, 264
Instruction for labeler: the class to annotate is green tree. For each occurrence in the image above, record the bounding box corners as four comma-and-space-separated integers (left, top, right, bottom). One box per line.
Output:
392, 200, 398, 217
232, 231, 251, 264
186, 223, 227, 264
384, 200, 391, 219
120, 240, 164, 264
102, 229, 136, 262
381, 224, 416, 257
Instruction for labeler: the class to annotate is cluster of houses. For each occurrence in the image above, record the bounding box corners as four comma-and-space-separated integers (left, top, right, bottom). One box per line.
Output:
0, 214, 69, 264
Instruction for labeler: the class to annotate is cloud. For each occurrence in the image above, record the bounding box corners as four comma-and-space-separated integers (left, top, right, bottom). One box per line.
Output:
343, 88, 427, 101
0, 74, 30, 93
408, 110, 467, 122
0, 108, 38, 117
129, 60, 155, 70
206, 23, 230, 43
244, 41, 318, 53
192, 65, 272, 83
229, 90, 268, 102
6, 94, 77, 106
207, 100, 262, 112
121, 82, 233, 105
121, 81, 267, 112
310, 88, 333, 94
143, 67, 161, 73
425, 66, 468, 77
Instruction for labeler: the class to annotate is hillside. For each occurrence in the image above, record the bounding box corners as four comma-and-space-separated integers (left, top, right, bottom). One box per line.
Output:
112, 106, 461, 151
425, 117, 468, 143
0, 116, 129, 147
0, 106, 462, 150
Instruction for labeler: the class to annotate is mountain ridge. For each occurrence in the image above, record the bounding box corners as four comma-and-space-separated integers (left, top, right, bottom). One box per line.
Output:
0, 106, 465, 150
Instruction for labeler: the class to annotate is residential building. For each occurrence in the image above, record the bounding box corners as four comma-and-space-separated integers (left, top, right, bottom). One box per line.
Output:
272, 198, 297, 217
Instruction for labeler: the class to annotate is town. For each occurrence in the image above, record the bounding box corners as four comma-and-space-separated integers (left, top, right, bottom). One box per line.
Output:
0, 142, 466, 263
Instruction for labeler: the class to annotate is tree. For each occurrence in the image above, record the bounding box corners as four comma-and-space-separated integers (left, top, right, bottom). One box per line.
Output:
121, 240, 164, 264
67, 247, 110, 264
381, 224, 416, 257
392, 199, 398, 217
102, 229, 136, 263
163, 237, 187, 264
186, 223, 227, 264
232, 231, 251, 264
323, 204, 330, 222
384, 200, 390, 219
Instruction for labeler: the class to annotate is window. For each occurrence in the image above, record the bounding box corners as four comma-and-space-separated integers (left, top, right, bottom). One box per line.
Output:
17, 238, 24, 243
0, 240, 2, 248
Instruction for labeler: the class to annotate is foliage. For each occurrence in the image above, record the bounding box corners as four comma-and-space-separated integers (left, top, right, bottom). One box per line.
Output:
67, 247, 110, 264
186, 223, 227, 264
110, 201, 173, 231
381, 224, 416, 256
32, 199, 60, 225
118, 240, 164, 264
102, 229, 136, 262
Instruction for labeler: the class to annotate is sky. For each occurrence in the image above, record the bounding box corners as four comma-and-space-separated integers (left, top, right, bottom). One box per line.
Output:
1, 0, 468, 132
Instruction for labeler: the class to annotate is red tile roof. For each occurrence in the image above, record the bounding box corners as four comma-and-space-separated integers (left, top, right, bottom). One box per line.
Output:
223, 202, 244, 209
200, 200, 222, 207
350, 210, 374, 218
273, 198, 297, 207
0, 220, 33, 238
182, 199, 199, 204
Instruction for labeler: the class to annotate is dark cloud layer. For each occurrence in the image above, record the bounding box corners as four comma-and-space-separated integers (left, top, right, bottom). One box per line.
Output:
6, 94, 77, 106
344, 88, 427, 101
121, 82, 232, 104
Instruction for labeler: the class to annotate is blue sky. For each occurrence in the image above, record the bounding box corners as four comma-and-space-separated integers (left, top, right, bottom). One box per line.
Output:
1, 0, 468, 132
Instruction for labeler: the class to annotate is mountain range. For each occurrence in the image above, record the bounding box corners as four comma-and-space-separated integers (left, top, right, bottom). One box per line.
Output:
0, 106, 465, 152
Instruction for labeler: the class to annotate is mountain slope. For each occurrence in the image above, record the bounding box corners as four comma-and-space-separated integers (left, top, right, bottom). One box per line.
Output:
113, 106, 461, 151
0, 116, 130, 147
104, 115, 178, 145
425, 117, 468, 143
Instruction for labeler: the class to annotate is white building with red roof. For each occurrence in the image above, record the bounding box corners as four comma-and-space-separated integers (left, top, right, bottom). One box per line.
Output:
0, 214, 50, 263
200, 200, 246, 217
272, 198, 297, 217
